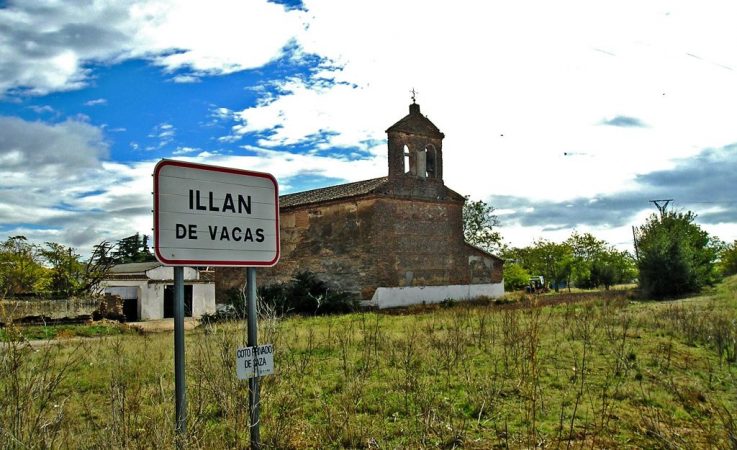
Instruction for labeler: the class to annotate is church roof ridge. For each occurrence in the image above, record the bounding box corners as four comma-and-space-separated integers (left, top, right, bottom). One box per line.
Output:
279, 176, 389, 208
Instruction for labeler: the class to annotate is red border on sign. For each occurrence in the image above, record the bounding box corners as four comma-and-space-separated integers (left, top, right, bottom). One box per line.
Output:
153, 159, 280, 267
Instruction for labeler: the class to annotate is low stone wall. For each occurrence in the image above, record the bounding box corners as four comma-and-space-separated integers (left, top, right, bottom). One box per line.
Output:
367, 282, 505, 309
1, 298, 99, 321
93, 294, 125, 321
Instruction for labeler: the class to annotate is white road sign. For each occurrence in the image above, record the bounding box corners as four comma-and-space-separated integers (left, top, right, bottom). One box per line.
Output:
153, 160, 280, 266
236, 344, 275, 379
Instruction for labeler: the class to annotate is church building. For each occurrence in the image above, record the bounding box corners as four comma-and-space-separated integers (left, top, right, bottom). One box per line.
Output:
217, 101, 504, 308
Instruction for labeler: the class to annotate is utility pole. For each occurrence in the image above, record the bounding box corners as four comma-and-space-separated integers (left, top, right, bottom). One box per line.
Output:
632, 226, 640, 261
649, 199, 673, 217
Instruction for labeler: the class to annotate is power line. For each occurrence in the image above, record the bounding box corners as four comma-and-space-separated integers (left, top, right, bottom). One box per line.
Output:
677, 200, 737, 205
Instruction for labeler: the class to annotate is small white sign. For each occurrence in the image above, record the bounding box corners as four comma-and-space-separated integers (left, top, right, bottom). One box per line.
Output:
153, 160, 280, 267
236, 344, 274, 380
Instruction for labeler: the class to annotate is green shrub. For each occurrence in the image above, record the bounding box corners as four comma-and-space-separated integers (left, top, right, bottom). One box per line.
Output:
258, 271, 358, 316
258, 280, 292, 315
637, 211, 721, 298
220, 287, 246, 316
440, 298, 456, 308
503, 262, 530, 291
719, 240, 737, 276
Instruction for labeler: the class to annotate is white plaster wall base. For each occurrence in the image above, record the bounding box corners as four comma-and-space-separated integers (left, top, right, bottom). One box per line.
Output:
368, 282, 505, 309
192, 284, 216, 317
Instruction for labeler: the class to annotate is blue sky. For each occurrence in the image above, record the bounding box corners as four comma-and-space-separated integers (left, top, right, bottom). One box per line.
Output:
1, 0, 737, 255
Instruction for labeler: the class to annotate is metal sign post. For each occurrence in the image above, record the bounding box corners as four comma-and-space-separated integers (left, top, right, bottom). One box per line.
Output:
246, 267, 260, 449
152, 160, 280, 448
174, 266, 186, 446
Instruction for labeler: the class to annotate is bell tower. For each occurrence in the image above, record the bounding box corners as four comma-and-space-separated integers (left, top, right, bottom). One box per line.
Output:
386, 98, 445, 183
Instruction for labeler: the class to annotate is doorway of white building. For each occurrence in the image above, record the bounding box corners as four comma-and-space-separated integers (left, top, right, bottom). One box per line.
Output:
163, 285, 193, 318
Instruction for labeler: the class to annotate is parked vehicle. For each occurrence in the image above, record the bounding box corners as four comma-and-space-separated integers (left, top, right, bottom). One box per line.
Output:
525, 276, 548, 294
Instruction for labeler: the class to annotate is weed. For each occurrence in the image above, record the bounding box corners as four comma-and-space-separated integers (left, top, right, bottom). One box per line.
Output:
2, 280, 737, 448
0, 319, 82, 448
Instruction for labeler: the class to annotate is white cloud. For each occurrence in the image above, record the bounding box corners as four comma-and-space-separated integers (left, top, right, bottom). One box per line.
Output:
129, 0, 305, 75
230, 79, 381, 149
84, 98, 107, 106
0, 116, 108, 182
2, 0, 737, 253
171, 74, 200, 83
211, 107, 233, 121
28, 105, 55, 114
0, 3, 130, 95
0, 116, 154, 251
0, 0, 304, 96
147, 122, 176, 148
223, 0, 737, 206
0, 114, 388, 253
173, 146, 199, 155
213, 0, 737, 249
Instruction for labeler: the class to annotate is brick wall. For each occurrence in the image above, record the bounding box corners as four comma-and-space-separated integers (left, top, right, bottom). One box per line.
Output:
216, 193, 503, 301
216, 197, 380, 300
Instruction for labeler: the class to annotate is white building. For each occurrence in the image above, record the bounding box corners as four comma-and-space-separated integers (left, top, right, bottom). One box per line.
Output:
101, 262, 216, 321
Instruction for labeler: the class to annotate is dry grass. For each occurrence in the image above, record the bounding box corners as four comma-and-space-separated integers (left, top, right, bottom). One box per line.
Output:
1, 278, 736, 448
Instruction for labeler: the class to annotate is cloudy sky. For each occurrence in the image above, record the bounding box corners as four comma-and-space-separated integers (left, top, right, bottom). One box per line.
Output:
1, 0, 736, 256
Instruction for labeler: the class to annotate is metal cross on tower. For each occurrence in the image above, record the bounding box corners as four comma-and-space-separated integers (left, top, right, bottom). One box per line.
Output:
410, 88, 418, 104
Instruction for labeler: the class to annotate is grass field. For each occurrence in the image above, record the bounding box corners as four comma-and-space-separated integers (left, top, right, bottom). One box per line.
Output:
0, 322, 130, 341
1, 279, 736, 449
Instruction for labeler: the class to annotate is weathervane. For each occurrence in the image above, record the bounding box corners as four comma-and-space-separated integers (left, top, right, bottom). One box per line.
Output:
410, 88, 418, 104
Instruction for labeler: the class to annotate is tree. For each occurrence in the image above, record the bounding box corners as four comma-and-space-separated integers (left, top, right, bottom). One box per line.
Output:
463, 197, 502, 253
112, 233, 154, 264
0, 236, 48, 296
637, 211, 721, 298
40, 241, 118, 298
38, 241, 119, 298
76, 241, 117, 296
0, 237, 121, 298
39, 242, 85, 297
566, 232, 606, 289
505, 240, 573, 292
719, 240, 737, 276
504, 233, 636, 292
565, 231, 637, 289
531, 240, 573, 292
590, 249, 637, 290
503, 262, 530, 291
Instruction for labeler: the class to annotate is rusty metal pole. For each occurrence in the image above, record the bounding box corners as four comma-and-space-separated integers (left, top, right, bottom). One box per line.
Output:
174, 266, 186, 447
246, 267, 260, 449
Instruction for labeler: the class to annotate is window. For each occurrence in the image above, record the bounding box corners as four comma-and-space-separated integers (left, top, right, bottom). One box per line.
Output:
425, 145, 437, 178
403, 145, 411, 174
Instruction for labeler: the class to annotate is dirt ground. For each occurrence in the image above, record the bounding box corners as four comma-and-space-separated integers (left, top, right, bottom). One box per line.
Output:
126, 318, 200, 333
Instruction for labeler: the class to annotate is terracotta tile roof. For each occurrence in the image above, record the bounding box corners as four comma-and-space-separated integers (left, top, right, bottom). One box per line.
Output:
109, 261, 163, 274
280, 177, 389, 208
